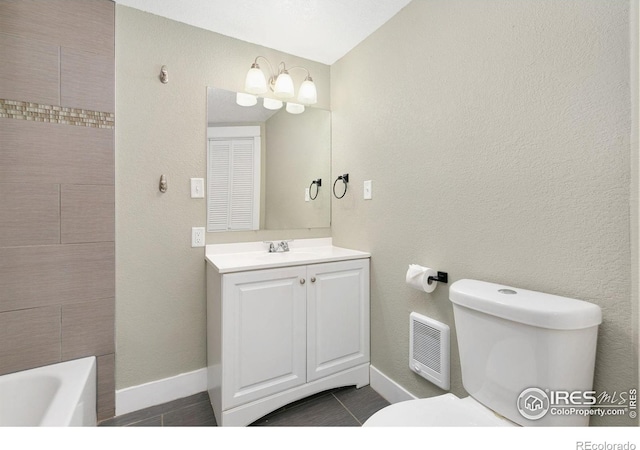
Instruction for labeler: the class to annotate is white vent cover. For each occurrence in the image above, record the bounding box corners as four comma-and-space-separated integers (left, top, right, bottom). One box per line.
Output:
409, 312, 450, 390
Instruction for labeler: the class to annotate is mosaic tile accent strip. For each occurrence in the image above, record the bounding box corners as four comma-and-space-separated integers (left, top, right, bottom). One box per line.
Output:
0, 99, 114, 129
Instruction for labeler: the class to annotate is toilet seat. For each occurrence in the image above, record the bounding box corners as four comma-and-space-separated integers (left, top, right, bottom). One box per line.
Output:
363, 393, 518, 427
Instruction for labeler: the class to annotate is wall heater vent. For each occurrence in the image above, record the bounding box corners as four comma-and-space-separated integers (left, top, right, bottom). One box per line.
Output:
409, 312, 450, 390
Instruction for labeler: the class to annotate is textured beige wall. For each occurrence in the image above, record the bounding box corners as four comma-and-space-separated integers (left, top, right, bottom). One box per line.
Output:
331, 0, 636, 426
115, 6, 330, 389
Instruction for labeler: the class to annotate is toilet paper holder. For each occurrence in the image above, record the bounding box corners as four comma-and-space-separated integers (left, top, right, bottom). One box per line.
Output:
427, 271, 448, 285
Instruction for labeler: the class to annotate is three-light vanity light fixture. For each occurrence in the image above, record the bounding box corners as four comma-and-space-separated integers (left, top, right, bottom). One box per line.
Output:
237, 56, 318, 114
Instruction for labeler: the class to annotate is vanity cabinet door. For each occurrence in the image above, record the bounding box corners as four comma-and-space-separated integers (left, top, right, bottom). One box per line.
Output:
306, 259, 370, 382
222, 266, 307, 409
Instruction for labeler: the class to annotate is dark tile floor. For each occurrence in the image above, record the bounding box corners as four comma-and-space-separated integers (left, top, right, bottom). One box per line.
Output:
99, 385, 389, 427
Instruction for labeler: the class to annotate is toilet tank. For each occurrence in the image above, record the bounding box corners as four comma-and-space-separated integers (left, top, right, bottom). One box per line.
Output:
449, 279, 602, 427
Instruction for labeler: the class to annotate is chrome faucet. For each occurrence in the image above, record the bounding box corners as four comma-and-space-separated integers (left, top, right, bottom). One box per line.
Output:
264, 240, 292, 252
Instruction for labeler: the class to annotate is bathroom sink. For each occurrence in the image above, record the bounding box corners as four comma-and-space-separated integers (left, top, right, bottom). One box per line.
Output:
254, 252, 319, 261
205, 238, 371, 273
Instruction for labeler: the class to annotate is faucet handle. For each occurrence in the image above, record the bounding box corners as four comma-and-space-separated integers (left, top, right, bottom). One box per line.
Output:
263, 241, 277, 252
279, 241, 290, 252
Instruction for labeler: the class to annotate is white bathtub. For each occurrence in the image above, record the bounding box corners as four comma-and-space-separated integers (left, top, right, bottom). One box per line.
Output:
0, 357, 96, 426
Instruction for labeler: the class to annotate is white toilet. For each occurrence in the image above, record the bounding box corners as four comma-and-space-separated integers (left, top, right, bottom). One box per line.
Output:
364, 279, 602, 427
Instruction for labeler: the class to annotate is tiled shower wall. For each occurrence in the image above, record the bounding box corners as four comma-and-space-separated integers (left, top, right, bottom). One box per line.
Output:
0, 0, 115, 420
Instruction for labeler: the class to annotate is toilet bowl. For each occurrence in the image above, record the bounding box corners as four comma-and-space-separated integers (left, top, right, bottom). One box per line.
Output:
364, 393, 516, 427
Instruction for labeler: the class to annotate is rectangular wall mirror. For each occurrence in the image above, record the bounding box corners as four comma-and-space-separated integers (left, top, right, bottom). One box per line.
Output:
206, 87, 331, 232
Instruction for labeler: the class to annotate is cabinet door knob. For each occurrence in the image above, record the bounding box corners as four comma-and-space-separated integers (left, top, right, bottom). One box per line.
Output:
310, 277, 316, 283
300, 278, 306, 285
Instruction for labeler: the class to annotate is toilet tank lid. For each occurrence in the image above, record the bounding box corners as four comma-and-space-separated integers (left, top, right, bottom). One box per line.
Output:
449, 279, 602, 330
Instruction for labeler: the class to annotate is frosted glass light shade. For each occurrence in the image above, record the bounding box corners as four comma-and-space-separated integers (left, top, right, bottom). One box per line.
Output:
297, 78, 317, 105
245, 65, 268, 94
286, 102, 305, 114
274, 72, 294, 99
263, 97, 283, 110
236, 92, 257, 107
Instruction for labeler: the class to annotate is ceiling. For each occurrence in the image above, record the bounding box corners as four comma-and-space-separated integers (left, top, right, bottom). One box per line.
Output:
114, 0, 412, 65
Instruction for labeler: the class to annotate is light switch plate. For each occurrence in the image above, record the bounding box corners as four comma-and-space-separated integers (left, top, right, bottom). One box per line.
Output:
305, 188, 310, 202
190, 178, 204, 198
364, 180, 372, 200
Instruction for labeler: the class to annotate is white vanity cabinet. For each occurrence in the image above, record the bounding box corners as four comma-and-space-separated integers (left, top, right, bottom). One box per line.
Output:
206, 252, 370, 427
306, 261, 370, 381
221, 265, 307, 410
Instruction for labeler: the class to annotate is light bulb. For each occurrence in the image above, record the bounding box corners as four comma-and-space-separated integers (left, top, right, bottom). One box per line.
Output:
286, 102, 305, 114
236, 92, 257, 107
274, 71, 294, 99
263, 97, 283, 110
297, 77, 317, 105
244, 63, 267, 94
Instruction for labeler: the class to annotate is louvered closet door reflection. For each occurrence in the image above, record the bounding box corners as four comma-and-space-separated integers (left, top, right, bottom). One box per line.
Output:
207, 138, 258, 231
208, 140, 231, 231
228, 139, 256, 230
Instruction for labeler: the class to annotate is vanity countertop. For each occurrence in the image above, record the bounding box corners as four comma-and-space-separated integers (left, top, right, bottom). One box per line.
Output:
205, 238, 370, 274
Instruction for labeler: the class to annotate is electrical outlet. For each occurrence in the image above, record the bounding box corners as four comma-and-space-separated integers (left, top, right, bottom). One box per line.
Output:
192, 227, 205, 247
305, 188, 310, 202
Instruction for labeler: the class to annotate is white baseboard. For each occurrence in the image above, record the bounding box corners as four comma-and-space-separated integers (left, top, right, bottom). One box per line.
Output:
115, 368, 208, 416
116, 365, 409, 417
369, 365, 417, 404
